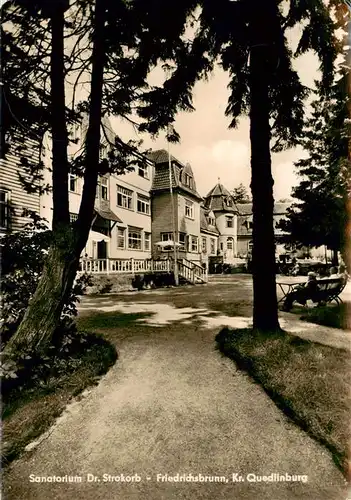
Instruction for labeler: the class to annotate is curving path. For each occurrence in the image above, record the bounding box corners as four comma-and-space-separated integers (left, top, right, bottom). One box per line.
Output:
3, 284, 348, 500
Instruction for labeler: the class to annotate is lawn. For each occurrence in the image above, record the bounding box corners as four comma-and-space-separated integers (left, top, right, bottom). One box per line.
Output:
296, 303, 350, 330
216, 327, 350, 476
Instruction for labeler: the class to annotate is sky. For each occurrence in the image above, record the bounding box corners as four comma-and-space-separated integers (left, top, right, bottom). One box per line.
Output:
110, 24, 321, 201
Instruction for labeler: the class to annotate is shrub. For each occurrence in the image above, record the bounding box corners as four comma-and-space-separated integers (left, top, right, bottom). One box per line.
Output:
98, 279, 113, 294
132, 275, 145, 290
0, 215, 92, 346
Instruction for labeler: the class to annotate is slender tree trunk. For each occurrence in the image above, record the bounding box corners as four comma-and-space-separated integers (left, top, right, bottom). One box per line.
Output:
249, 3, 280, 332
51, 5, 70, 229
5, 3, 74, 358
5, 0, 106, 358
76, 0, 106, 250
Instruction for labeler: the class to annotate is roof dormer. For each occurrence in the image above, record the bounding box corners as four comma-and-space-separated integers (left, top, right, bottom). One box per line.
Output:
181, 163, 195, 191
207, 210, 216, 226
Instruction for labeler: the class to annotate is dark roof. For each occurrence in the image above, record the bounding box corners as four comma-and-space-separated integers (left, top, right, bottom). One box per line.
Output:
200, 206, 219, 234
94, 205, 122, 223
237, 214, 252, 236
236, 202, 291, 236
200, 207, 208, 231
236, 202, 291, 215
203, 183, 237, 213
236, 203, 252, 215
149, 149, 202, 200
147, 149, 184, 166
205, 183, 232, 198
150, 164, 178, 191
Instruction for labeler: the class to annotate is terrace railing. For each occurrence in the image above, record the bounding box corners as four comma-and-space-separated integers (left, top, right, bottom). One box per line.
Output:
78, 257, 207, 284
79, 258, 171, 275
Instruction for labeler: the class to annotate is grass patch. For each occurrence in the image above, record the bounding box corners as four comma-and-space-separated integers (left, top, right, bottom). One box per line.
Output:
216, 327, 350, 476
77, 311, 154, 331
2, 331, 117, 466
296, 303, 350, 330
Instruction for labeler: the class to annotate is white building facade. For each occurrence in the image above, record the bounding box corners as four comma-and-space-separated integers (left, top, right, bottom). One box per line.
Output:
39, 119, 154, 263
3, 125, 330, 270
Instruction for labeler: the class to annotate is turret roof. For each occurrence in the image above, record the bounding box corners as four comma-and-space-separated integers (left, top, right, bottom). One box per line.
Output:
203, 182, 237, 213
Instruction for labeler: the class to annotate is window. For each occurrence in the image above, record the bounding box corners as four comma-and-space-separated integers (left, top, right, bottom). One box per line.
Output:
184, 173, 193, 189
99, 144, 107, 160
69, 174, 78, 193
227, 237, 233, 250
208, 217, 216, 226
138, 163, 149, 179
137, 194, 150, 215
161, 232, 186, 245
100, 177, 108, 200
96, 177, 108, 200
189, 235, 198, 252
128, 227, 142, 249
225, 196, 233, 207
161, 232, 174, 242
201, 236, 207, 253
0, 190, 9, 229
117, 185, 133, 210
185, 199, 194, 219
144, 232, 151, 251
245, 219, 253, 230
210, 238, 216, 255
70, 213, 78, 223
117, 228, 125, 249
220, 242, 224, 251
226, 216, 234, 228
179, 232, 186, 247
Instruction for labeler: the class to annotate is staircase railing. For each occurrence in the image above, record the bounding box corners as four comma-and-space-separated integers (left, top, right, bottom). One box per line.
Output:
177, 258, 208, 283
177, 260, 195, 283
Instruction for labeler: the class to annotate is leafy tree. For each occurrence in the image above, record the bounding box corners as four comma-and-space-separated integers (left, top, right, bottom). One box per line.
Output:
231, 183, 251, 203
140, 0, 337, 331
2, 0, 340, 350
2, 0, 195, 359
281, 65, 350, 266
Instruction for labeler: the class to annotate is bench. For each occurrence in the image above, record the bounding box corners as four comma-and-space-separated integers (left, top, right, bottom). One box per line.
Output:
312, 277, 347, 305
278, 276, 347, 309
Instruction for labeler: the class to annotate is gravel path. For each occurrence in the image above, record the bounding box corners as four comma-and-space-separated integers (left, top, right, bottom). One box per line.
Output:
4, 296, 347, 500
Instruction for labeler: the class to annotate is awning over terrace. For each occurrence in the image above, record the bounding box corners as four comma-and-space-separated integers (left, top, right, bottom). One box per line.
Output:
94, 206, 122, 223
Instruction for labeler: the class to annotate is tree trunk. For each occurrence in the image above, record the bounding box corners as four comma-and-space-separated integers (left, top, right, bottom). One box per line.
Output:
4, 245, 79, 356
249, 4, 280, 332
4, 4, 72, 359
4, 0, 106, 359
50, 2, 69, 229
76, 0, 106, 249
